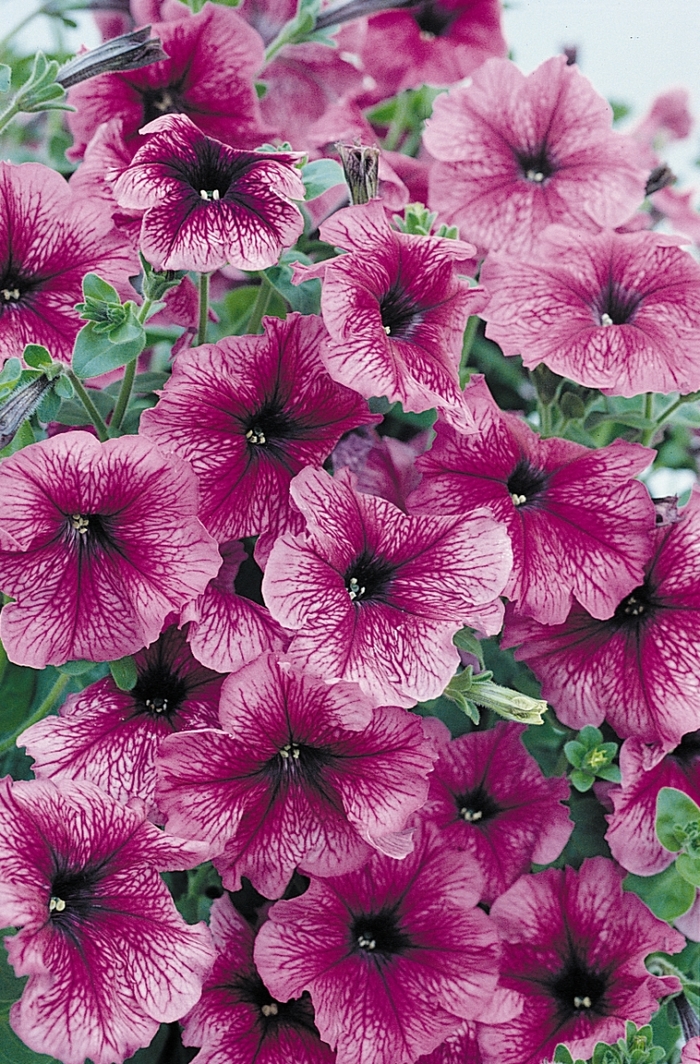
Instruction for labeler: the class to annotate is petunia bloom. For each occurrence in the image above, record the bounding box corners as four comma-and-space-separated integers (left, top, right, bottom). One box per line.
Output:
293, 200, 485, 427
156, 654, 439, 897
140, 313, 376, 543
410, 375, 655, 625
66, 2, 268, 159
182, 893, 335, 1064
479, 858, 684, 1064
113, 114, 305, 272
0, 161, 136, 364
262, 466, 512, 707
254, 822, 513, 1064
0, 432, 221, 668
0, 777, 215, 1064
604, 731, 700, 875
18, 624, 224, 816
502, 487, 700, 746
415, 721, 573, 903
480, 227, 700, 397
424, 56, 647, 256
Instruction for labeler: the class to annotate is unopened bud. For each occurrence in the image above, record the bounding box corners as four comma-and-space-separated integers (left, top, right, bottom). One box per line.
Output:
336, 143, 380, 205
645, 164, 676, 196
0, 376, 54, 449
56, 26, 167, 88
469, 677, 547, 724
531, 363, 561, 405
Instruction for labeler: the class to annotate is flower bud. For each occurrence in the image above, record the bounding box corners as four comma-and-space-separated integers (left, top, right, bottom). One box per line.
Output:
56, 26, 167, 89
336, 143, 380, 205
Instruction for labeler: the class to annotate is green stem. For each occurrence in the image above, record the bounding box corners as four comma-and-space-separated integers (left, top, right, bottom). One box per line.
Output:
0, 101, 21, 136
264, 22, 297, 63
109, 297, 154, 436
538, 400, 552, 438
0, 672, 71, 755
197, 272, 210, 347
383, 91, 411, 152
66, 369, 109, 442
246, 275, 274, 335
644, 391, 653, 421
640, 391, 700, 446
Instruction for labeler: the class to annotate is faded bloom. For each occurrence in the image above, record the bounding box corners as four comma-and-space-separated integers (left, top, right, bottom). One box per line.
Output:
424, 56, 647, 255
140, 314, 375, 543
479, 858, 684, 1064
0, 161, 135, 364
481, 227, 700, 397
262, 467, 512, 707
0, 777, 215, 1064
410, 376, 655, 624
157, 655, 439, 897
0, 433, 221, 668
19, 624, 224, 816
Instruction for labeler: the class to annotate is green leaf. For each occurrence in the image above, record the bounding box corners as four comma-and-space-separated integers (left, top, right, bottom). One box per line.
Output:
81, 272, 120, 304
72, 320, 146, 379
109, 656, 138, 691
0, 358, 22, 395
564, 740, 585, 768
624, 864, 696, 920
22, 344, 52, 369
301, 159, 345, 200
578, 724, 604, 747
0, 420, 35, 457
596, 764, 622, 783
656, 786, 700, 852
452, 628, 485, 668
0, 66, 11, 94
53, 375, 74, 399
0, 663, 37, 741
56, 659, 96, 676
36, 387, 61, 423
570, 768, 595, 792
553, 1046, 574, 1064
675, 853, 700, 887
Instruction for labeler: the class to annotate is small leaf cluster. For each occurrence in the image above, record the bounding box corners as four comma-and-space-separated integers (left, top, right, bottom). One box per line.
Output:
393, 202, 458, 239
564, 725, 620, 791
73, 274, 147, 379
657, 787, 700, 888
553, 1022, 666, 1064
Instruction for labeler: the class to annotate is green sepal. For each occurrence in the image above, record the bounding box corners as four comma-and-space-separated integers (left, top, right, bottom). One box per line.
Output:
54, 375, 74, 399
452, 628, 485, 669
109, 656, 138, 691
81, 272, 120, 305
0, 358, 23, 396
624, 863, 696, 920
578, 724, 604, 746
22, 344, 52, 369
570, 769, 595, 792
564, 740, 585, 768
596, 764, 622, 783
36, 387, 61, 423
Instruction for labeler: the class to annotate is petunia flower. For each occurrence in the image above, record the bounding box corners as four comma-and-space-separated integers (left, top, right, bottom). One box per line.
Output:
410, 375, 655, 625
156, 655, 439, 898
182, 893, 336, 1064
113, 113, 305, 272
0, 432, 221, 669
424, 55, 648, 256
262, 466, 512, 707
415, 720, 573, 904
66, 2, 268, 159
140, 313, 376, 543
502, 487, 700, 746
416, 1021, 481, 1064
254, 822, 514, 1064
0, 161, 136, 364
18, 624, 224, 817
604, 731, 700, 875
331, 425, 431, 513
292, 200, 485, 427
479, 858, 684, 1064
0, 777, 215, 1064
480, 227, 700, 397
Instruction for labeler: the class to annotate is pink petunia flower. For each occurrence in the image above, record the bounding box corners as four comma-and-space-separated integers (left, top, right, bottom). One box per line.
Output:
479, 858, 684, 1064
113, 113, 305, 272
480, 226, 700, 397
415, 720, 573, 904
18, 624, 224, 817
262, 466, 512, 707
502, 487, 700, 745
0, 162, 136, 364
293, 200, 485, 427
66, 2, 268, 159
331, 425, 431, 513
156, 654, 439, 897
254, 822, 515, 1064
0, 777, 215, 1064
416, 1021, 481, 1064
182, 892, 336, 1063
684, 1039, 700, 1064
632, 88, 693, 150
140, 314, 376, 543
424, 56, 648, 256
0, 432, 221, 669
604, 731, 700, 875
410, 375, 655, 625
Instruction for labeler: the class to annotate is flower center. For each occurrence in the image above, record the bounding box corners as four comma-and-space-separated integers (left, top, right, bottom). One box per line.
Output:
594, 281, 643, 327
141, 85, 184, 125
132, 662, 189, 721
379, 283, 425, 342
506, 459, 549, 508
344, 550, 395, 604
455, 783, 500, 824
0, 269, 33, 312
48, 867, 100, 926
411, 0, 458, 38
1, 286, 21, 303
234, 975, 318, 1035
351, 907, 413, 959
515, 143, 556, 184
610, 581, 657, 629
65, 511, 114, 552
199, 188, 221, 201
550, 957, 609, 1021
669, 730, 700, 766
265, 739, 335, 793
242, 399, 296, 452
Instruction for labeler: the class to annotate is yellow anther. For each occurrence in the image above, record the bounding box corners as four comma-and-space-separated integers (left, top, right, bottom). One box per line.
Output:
49, 896, 66, 913
261, 1003, 279, 1017
70, 513, 90, 534
600, 313, 613, 327
460, 808, 483, 822
511, 493, 527, 506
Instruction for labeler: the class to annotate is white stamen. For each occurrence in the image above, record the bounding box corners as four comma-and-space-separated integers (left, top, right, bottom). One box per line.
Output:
212, 188, 220, 201
49, 896, 66, 913
384, 325, 391, 335
348, 576, 366, 601
200, 189, 209, 200
526, 169, 545, 183
146, 697, 168, 713
280, 742, 301, 761
573, 995, 592, 1009
358, 934, 376, 950
1, 288, 20, 302
600, 312, 613, 327
460, 808, 483, 822
70, 513, 90, 534
245, 427, 266, 445
199, 189, 221, 202
511, 493, 527, 506
261, 1003, 279, 1017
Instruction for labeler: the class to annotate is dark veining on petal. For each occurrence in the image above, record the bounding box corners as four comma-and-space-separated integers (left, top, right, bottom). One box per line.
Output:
351, 905, 413, 959
506, 459, 549, 507
344, 549, 395, 604
454, 781, 501, 824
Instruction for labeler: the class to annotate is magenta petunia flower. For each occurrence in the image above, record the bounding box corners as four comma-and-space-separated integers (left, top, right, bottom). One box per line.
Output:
293, 200, 485, 427
479, 858, 684, 1064
481, 227, 700, 397
415, 721, 573, 904
0, 161, 136, 364
140, 313, 376, 543
416, 1021, 480, 1064
410, 375, 655, 625
0, 432, 221, 669
684, 1040, 700, 1064
182, 540, 288, 673
331, 425, 431, 513
424, 56, 648, 256
0, 777, 215, 1064
182, 893, 335, 1064
18, 624, 224, 816
254, 822, 514, 1064
262, 466, 512, 707
66, 2, 268, 159
502, 488, 700, 745
113, 114, 305, 272
604, 731, 700, 875
156, 654, 439, 897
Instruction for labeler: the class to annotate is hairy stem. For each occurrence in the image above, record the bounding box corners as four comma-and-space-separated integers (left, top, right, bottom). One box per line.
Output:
66, 370, 110, 441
